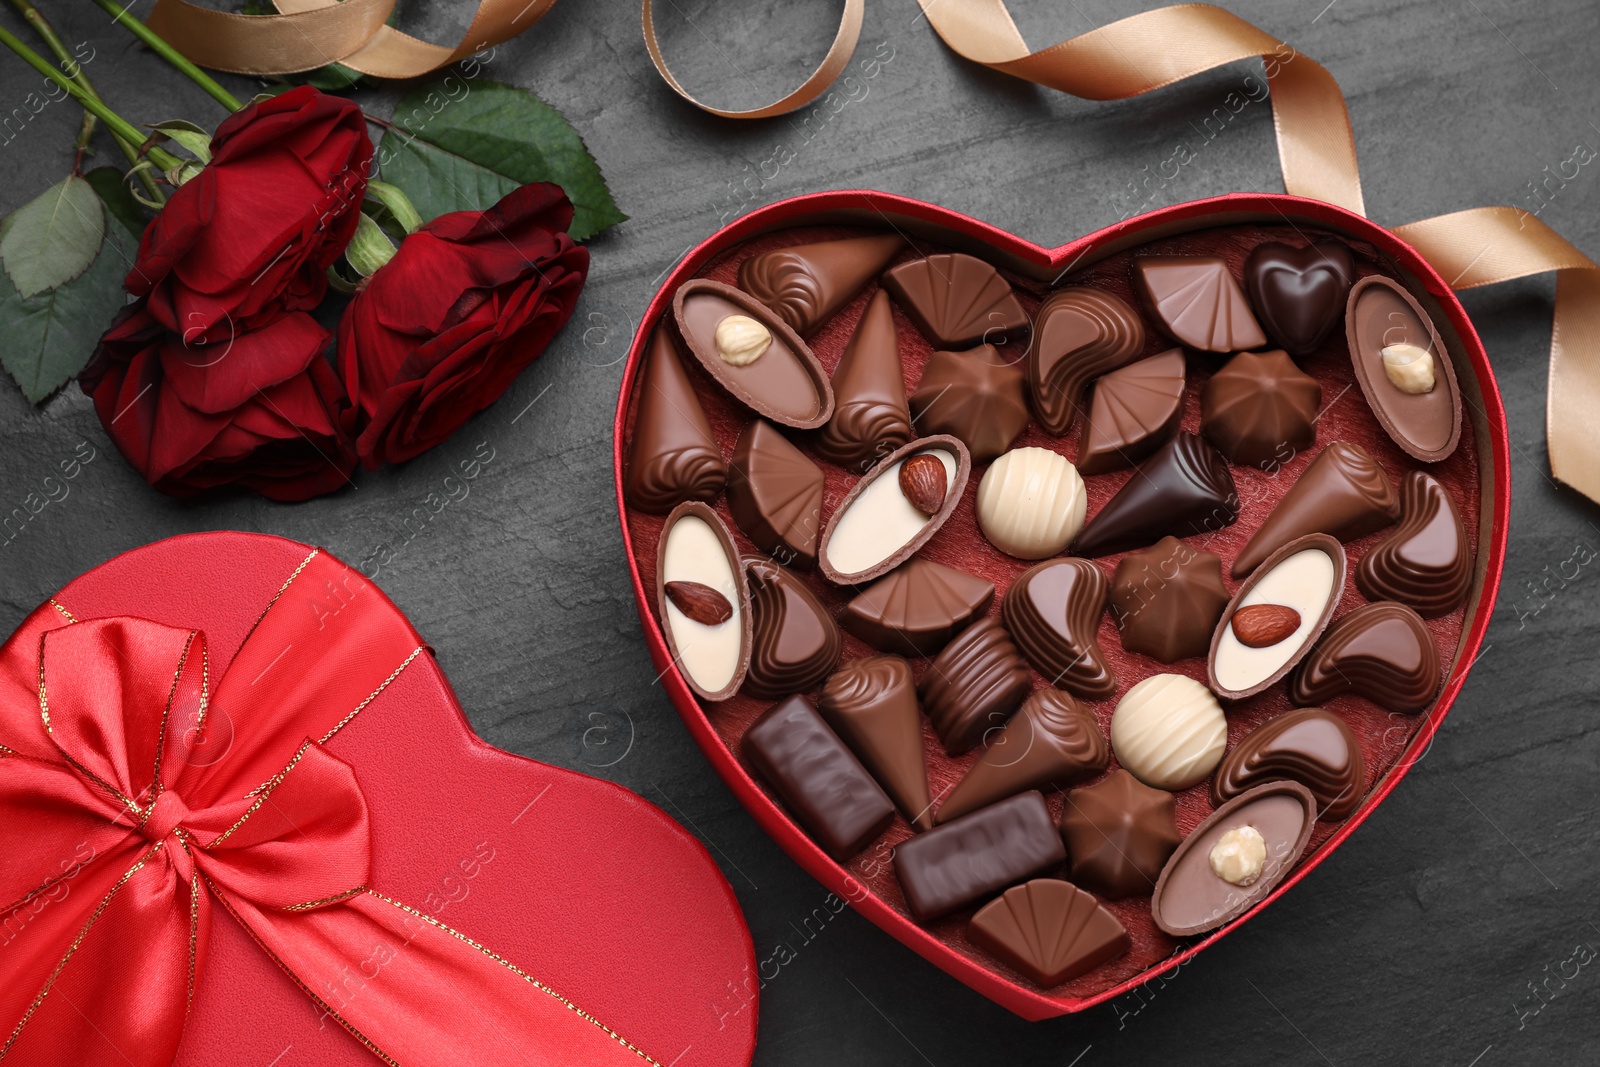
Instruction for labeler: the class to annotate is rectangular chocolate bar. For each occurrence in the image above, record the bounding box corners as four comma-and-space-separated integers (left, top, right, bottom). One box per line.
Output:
742, 695, 895, 861
893, 791, 1065, 921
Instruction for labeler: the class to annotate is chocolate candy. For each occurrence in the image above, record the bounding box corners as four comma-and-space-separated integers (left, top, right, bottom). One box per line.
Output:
968, 879, 1129, 986
1244, 240, 1355, 357
1356, 470, 1472, 618
1110, 537, 1230, 663
657, 503, 751, 701
743, 695, 895, 860
1027, 288, 1145, 435
881, 253, 1028, 350
908, 344, 1029, 463
1001, 558, 1115, 700
919, 617, 1032, 756
1346, 276, 1461, 462
737, 233, 903, 336
976, 447, 1088, 560
1058, 769, 1180, 899
1213, 707, 1365, 821
1209, 534, 1346, 701
818, 655, 933, 830
1231, 440, 1399, 578
937, 688, 1108, 824
818, 435, 971, 585
743, 557, 841, 699
625, 328, 726, 513
1077, 348, 1186, 475
840, 558, 995, 656
1110, 674, 1226, 790
1291, 602, 1440, 713
673, 279, 834, 429
1200, 350, 1321, 469
1151, 781, 1316, 937
728, 420, 824, 568
815, 290, 913, 471
1134, 255, 1266, 353
1072, 433, 1239, 558
892, 792, 1065, 922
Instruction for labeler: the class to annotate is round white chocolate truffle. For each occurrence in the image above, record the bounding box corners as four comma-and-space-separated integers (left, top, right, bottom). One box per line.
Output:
1110, 673, 1227, 791
976, 446, 1086, 559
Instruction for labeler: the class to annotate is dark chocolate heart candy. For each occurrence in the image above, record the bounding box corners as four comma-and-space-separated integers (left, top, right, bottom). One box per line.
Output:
1244, 240, 1355, 358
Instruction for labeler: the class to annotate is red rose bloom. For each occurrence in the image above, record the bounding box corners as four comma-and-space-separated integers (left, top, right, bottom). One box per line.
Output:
128, 86, 372, 343
338, 182, 589, 467
80, 306, 356, 501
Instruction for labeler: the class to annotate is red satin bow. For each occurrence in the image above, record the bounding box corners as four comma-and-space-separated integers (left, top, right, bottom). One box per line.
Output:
0, 550, 652, 1067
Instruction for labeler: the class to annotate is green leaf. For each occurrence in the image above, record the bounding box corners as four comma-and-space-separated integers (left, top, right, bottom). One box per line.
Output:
293, 63, 366, 90
379, 81, 626, 241
0, 176, 106, 299
83, 166, 148, 241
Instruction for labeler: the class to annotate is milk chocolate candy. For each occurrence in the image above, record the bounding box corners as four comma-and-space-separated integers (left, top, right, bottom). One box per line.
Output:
743, 557, 841, 699
908, 345, 1029, 463
1110, 537, 1230, 663
743, 695, 895, 861
1200, 350, 1321, 469
893, 792, 1065, 922
937, 689, 1109, 824
881, 253, 1029, 349
968, 879, 1129, 986
1213, 707, 1365, 821
1058, 769, 1180, 900
1208, 535, 1346, 701
1027, 288, 1145, 435
840, 559, 995, 656
657, 503, 751, 702
1244, 240, 1355, 357
625, 328, 726, 513
728, 420, 824, 568
1001, 558, 1115, 700
1134, 255, 1266, 353
1072, 433, 1239, 558
1232, 440, 1399, 578
1346, 275, 1461, 462
1356, 471, 1472, 618
919, 617, 1032, 756
737, 233, 904, 336
818, 436, 971, 585
1290, 602, 1441, 713
818, 656, 934, 830
815, 290, 913, 471
1077, 348, 1186, 475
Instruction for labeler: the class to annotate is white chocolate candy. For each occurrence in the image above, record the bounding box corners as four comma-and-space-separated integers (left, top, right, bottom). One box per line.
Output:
976, 446, 1086, 559
1381, 342, 1435, 394
825, 448, 958, 577
661, 515, 743, 693
1212, 547, 1337, 694
1110, 674, 1227, 791
1209, 825, 1266, 886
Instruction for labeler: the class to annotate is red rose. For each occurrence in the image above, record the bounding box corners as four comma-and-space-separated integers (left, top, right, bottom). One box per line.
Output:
128, 86, 371, 343
80, 306, 356, 501
338, 182, 589, 467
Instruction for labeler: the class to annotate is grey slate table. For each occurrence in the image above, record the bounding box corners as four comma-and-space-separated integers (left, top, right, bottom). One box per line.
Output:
2, 1, 1597, 1063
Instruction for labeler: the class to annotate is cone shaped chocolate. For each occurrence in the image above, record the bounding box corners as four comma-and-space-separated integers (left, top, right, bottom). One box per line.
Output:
738, 234, 904, 336
1232, 440, 1401, 578
625, 328, 727, 513
819, 656, 934, 830
815, 290, 912, 470
1072, 433, 1239, 558
937, 689, 1109, 823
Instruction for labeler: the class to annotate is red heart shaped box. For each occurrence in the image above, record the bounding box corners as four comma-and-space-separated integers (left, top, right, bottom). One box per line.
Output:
31, 531, 757, 1066
613, 191, 1509, 1020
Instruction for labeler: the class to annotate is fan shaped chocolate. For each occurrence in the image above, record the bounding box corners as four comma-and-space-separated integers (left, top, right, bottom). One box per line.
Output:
656, 502, 751, 701
1356, 471, 1472, 617
1110, 536, 1230, 663
1072, 433, 1239, 558
1291, 602, 1440, 713
969, 879, 1130, 987
727, 420, 824, 568
1209, 535, 1346, 701
919, 617, 1032, 756
815, 290, 913, 471
1058, 769, 1180, 900
818, 655, 933, 830
625, 328, 727, 512
1134, 255, 1266, 353
1212, 707, 1365, 820
737, 233, 903, 336
1027, 287, 1146, 435
1077, 348, 1186, 474
840, 559, 995, 656
818, 436, 971, 585
742, 557, 841, 699
1201, 350, 1321, 468
908, 344, 1029, 463
1232, 440, 1400, 578
1001, 558, 1115, 700
1346, 275, 1461, 462
937, 688, 1109, 823
1244, 240, 1355, 357
881, 253, 1028, 349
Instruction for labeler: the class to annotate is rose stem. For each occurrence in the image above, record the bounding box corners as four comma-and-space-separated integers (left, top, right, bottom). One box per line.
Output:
87, 0, 241, 112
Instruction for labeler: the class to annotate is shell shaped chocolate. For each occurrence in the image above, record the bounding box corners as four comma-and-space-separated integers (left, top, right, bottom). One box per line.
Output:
969, 879, 1130, 987
1077, 348, 1186, 475
840, 559, 995, 657
728, 420, 824, 568
909, 345, 1029, 463
1001, 558, 1115, 700
937, 688, 1109, 824
656, 502, 751, 702
1110, 536, 1230, 664
743, 557, 841, 699
1073, 433, 1240, 558
919, 617, 1032, 756
1134, 255, 1266, 353
1356, 471, 1472, 617
881, 253, 1028, 350
737, 233, 903, 336
625, 328, 727, 513
1212, 707, 1366, 821
1200, 350, 1321, 468
1290, 601, 1441, 713
818, 435, 972, 585
814, 289, 912, 471
1027, 287, 1146, 435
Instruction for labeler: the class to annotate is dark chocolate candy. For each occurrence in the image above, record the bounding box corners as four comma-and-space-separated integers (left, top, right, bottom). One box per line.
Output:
968, 879, 1129, 986
1355, 470, 1472, 618
840, 558, 995, 656
893, 792, 1065, 922
1244, 240, 1355, 357
1077, 348, 1186, 475
1290, 601, 1441, 714
818, 655, 934, 830
937, 689, 1109, 824
1057, 769, 1180, 900
908, 345, 1029, 463
1345, 275, 1461, 462
657, 502, 751, 702
815, 289, 913, 471
881, 253, 1028, 349
743, 557, 841, 699
1027, 287, 1145, 435
1208, 534, 1346, 701
817, 435, 971, 585
742, 695, 895, 861
737, 233, 903, 336
1212, 707, 1365, 820
1110, 536, 1230, 663
1001, 558, 1115, 700
1134, 255, 1266, 353
1072, 433, 1240, 558
1232, 439, 1399, 578
919, 617, 1032, 756
728, 420, 824, 568
1200, 349, 1321, 469
625, 328, 726, 513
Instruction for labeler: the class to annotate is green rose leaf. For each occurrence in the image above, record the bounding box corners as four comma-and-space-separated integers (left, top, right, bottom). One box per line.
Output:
83, 166, 148, 241
378, 81, 625, 241
0, 176, 106, 299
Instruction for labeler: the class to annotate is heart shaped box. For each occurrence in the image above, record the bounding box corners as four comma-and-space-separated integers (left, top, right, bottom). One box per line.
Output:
29, 532, 758, 1066
613, 190, 1509, 1019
